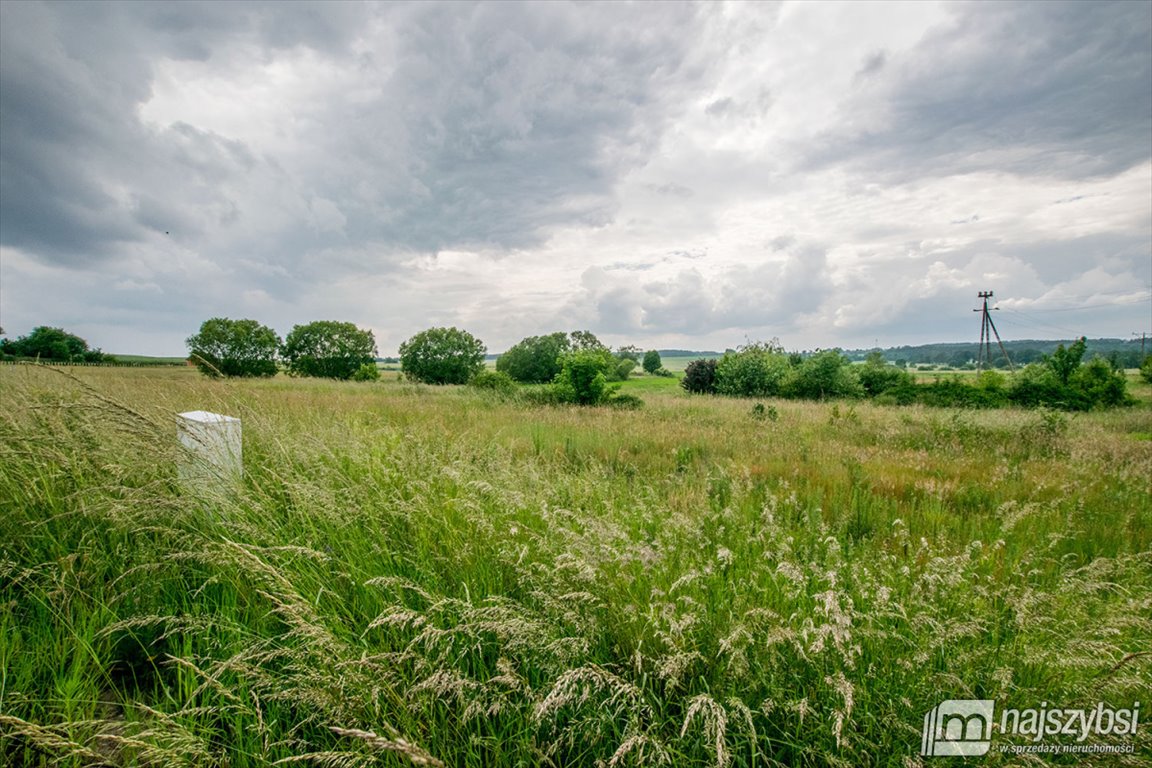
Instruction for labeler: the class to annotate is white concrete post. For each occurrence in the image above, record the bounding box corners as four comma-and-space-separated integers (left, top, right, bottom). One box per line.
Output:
177, 410, 242, 484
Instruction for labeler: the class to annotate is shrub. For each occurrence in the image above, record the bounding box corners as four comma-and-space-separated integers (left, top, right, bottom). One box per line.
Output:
784, 350, 863, 400
282, 321, 378, 380
187, 318, 280, 378
553, 349, 617, 405
642, 349, 662, 374
681, 358, 718, 394
858, 352, 915, 397
350, 363, 380, 382
610, 358, 637, 382
1140, 355, 1152, 384
607, 393, 644, 410
714, 342, 790, 397
470, 370, 518, 394
400, 327, 486, 385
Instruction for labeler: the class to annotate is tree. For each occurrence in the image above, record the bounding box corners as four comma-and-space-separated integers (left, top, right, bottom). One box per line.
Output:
858, 351, 914, 397
714, 341, 790, 397
399, 326, 485, 384
642, 349, 662, 374
681, 358, 718, 394
615, 345, 642, 363
553, 349, 616, 405
1046, 337, 1087, 385
784, 350, 863, 400
1, 326, 112, 362
282, 321, 378, 380
187, 318, 280, 378
497, 332, 571, 383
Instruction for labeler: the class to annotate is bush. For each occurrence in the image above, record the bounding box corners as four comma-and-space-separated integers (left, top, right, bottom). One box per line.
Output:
282, 321, 378, 380
350, 363, 380, 382
496, 332, 571, 383
918, 377, 1008, 408
400, 327, 486, 385
681, 358, 718, 394
607, 393, 644, 410
470, 370, 518, 395
715, 342, 790, 397
858, 352, 915, 397
1140, 355, 1152, 384
553, 349, 617, 405
610, 358, 637, 382
186, 318, 280, 378
642, 349, 662, 374
784, 350, 863, 400
1008, 343, 1130, 410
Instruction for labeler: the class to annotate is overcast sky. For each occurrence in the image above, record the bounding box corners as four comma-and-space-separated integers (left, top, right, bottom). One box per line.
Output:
1, 0, 1149, 356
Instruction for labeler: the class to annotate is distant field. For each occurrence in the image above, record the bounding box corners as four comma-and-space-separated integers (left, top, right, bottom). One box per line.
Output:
2, 365, 1149, 766
108, 354, 189, 364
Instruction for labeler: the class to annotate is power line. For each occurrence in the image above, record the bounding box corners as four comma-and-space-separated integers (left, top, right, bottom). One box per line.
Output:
973, 290, 1014, 372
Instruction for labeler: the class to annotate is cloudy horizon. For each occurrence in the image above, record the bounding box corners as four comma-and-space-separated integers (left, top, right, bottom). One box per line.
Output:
1, 0, 1149, 357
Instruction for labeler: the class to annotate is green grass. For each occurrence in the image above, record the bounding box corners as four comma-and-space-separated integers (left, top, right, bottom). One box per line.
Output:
1, 365, 1149, 767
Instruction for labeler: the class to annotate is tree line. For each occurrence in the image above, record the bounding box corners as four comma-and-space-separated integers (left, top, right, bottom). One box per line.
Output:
0, 326, 117, 363
682, 338, 1146, 411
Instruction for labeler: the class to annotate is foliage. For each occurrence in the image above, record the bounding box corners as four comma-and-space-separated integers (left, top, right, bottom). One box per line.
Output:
783, 349, 863, 400
612, 357, 637, 382
186, 317, 280, 378
1140, 355, 1152, 384
1, 326, 114, 363
552, 349, 618, 405
615, 345, 642, 363
470, 370, 518, 395
606, 393, 645, 410
350, 363, 381, 382
681, 358, 718, 394
714, 341, 790, 397
1046, 337, 1087, 385
642, 349, 662, 374
497, 332, 571, 383
1008, 343, 1131, 410
282, 321, 377, 380
857, 351, 915, 397
400, 326, 486, 385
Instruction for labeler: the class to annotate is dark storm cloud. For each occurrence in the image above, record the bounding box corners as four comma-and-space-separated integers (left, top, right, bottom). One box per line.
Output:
0, 0, 705, 269
809, 0, 1152, 180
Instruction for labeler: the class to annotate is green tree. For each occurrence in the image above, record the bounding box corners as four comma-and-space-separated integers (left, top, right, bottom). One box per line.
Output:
497, 332, 571, 383
553, 349, 617, 405
399, 327, 486, 384
1, 326, 110, 362
784, 350, 863, 400
282, 321, 378, 380
615, 345, 642, 363
714, 341, 790, 397
858, 351, 914, 397
1141, 355, 1152, 385
681, 358, 718, 394
642, 349, 662, 374
1046, 337, 1087, 385
186, 318, 280, 378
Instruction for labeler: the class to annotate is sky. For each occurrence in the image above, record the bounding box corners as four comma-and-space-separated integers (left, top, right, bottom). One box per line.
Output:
1, 0, 1150, 357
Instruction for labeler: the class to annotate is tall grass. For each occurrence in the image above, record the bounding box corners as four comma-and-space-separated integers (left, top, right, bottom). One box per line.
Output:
1, 365, 1149, 766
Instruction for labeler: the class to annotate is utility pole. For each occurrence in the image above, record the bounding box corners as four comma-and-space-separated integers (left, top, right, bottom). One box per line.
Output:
1135, 332, 1148, 357
973, 291, 1014, 372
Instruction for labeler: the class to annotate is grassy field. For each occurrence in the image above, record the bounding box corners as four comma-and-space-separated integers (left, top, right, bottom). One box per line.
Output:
1, 365, 1149, 767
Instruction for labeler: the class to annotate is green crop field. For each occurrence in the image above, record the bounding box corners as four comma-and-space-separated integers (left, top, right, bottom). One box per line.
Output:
2, 365, 1149, 766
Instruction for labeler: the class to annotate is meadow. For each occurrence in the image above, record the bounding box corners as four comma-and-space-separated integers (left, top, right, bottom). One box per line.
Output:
1, 364, 1149, 767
